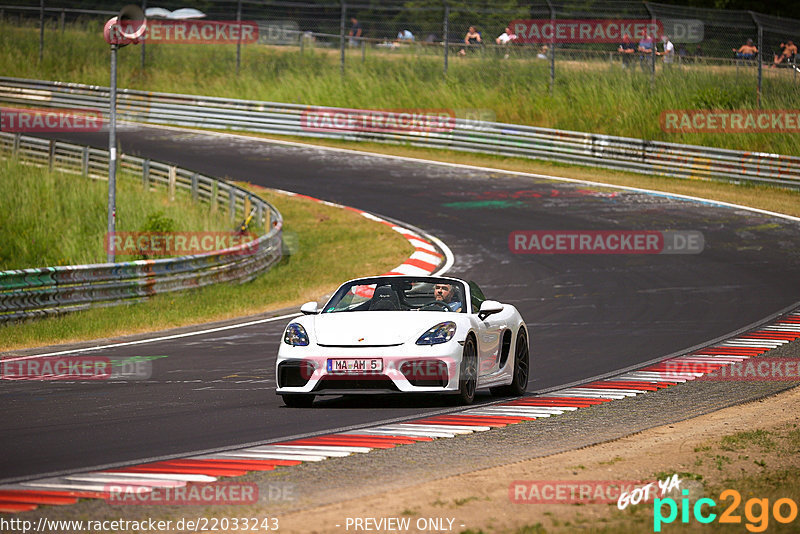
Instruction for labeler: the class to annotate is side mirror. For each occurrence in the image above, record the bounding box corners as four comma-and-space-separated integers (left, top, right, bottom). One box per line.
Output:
478, 300, 503, 320
300, 301, 319, 315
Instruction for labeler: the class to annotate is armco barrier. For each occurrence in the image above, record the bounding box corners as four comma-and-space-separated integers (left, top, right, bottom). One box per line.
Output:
0, 131, 283, 322
1, 77, 799, 188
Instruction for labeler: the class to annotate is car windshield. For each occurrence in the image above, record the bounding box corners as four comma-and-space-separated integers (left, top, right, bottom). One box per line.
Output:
323, 277, 467, 313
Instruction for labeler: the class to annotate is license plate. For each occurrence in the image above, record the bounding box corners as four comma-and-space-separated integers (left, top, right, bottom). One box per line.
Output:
327, 359, 383, 372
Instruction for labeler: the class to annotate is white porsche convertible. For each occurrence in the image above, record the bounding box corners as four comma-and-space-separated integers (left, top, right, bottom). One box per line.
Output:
276, 275, 529, 407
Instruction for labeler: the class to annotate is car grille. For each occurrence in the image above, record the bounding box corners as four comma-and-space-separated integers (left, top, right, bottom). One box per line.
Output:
399, 359, 449, 388
315, 375, 399, 391
277, 360, 315, 388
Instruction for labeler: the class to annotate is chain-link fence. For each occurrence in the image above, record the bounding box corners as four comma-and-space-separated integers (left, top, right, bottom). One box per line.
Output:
3, 0, 798, 103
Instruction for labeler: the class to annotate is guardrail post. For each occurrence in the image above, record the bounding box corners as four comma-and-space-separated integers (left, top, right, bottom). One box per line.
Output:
48, 139, 55, 171
13, 133, 21, 158
229, 187, 237, 226
257, 202, 264, 230
142, 158, 150, 188
168, 165, 176, 201
191, 172, 198, 202
244, 195, 251, 224
210, 182, 218, 213
81, 146, 89, 176
59, 9, 64, 32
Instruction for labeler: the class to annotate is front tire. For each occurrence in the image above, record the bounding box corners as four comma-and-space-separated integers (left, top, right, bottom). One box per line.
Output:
490, 329, 529, 397
456, 335, 478, 405
282, 394, 315, 408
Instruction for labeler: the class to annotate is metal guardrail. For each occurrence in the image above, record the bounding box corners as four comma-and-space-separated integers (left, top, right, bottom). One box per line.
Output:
1, 77, 797, 189
0, 131, 283, 322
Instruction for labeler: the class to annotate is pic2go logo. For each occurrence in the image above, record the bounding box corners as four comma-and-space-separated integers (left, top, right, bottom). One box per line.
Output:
654, 489, 799, 532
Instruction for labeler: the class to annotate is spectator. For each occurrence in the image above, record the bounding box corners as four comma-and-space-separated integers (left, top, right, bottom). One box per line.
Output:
537, 44, 549, 60
657, 35, 674, 65
397, 29, 414, 41
458, 26, 481, 56
677, 43, 687, 61
424, 33, 437, 44
348, 16, 362, 47
733, 38, 758, 60
772, 40, 797, 67
617, 34, 635, 68
496, 26, 516, 45
637, 32, 654, 69
392, 29, 414, 48
496, 26, 517, 59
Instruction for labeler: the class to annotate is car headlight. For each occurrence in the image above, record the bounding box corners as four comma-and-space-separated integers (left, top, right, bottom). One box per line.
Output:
416, 322, 456, 345
284, 323, 310, 346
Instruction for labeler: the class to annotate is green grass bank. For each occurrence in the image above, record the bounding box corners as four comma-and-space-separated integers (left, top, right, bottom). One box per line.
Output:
1, 21, 798, 156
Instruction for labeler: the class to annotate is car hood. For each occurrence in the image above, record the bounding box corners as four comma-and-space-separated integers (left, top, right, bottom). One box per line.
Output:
311, 311, 455, 346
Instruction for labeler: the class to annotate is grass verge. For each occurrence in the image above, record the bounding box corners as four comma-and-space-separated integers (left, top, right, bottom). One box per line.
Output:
0, 158, 234, 270
583, 423, 800, 533
0, 182, 412, 352
2, 21, 799, 155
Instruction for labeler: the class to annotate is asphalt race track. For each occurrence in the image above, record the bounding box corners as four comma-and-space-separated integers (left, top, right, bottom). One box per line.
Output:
2, 125, 799, 482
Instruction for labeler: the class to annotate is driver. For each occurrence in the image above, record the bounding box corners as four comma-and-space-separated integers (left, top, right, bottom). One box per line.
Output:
433, 283, 463, 312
